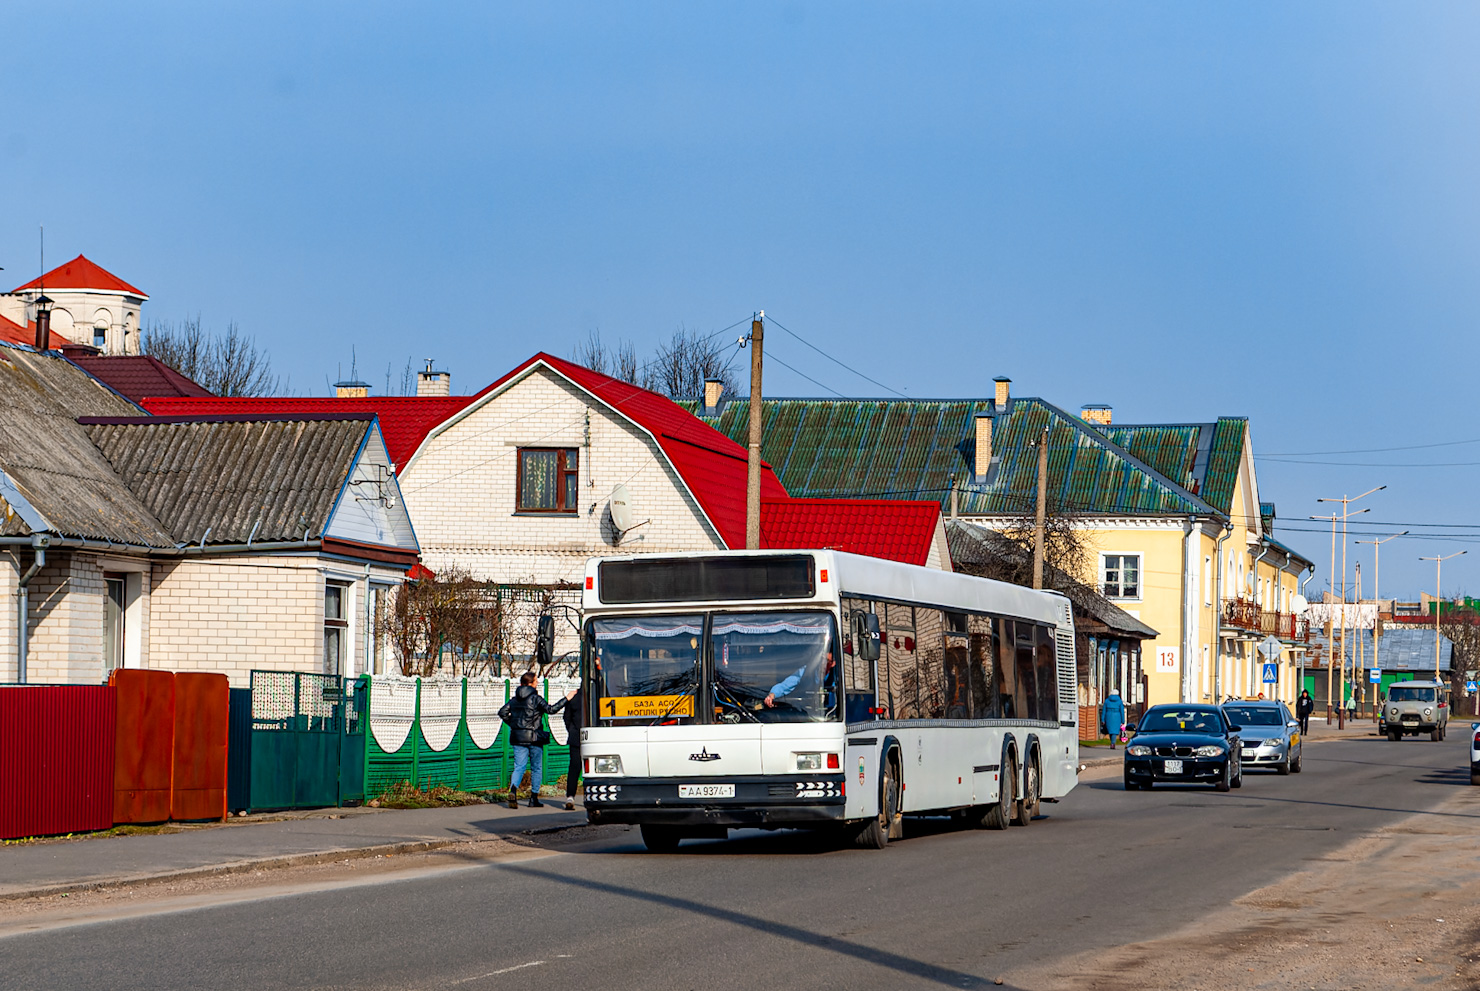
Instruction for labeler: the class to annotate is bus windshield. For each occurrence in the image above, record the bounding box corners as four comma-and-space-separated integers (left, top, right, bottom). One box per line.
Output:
590, 615, 703, 724
713, 612, 838, 724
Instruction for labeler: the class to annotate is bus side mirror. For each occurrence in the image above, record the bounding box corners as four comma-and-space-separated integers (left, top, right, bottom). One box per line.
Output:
536, 614, 555, 669
853, 612, 881, 663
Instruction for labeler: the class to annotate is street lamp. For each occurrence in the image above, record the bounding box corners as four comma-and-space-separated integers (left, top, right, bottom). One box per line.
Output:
1356, 532, 1407, 720
1419, 550, 1466, 684
1313, 485, 1385, 725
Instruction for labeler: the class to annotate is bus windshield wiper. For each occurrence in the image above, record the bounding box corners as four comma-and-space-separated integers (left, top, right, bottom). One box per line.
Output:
649, 673, 699, 725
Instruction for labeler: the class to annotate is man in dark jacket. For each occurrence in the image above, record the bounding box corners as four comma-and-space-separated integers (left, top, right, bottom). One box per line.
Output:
563, 687, 583, 811
1296, 689, 1315, 735
498, 672, 572, 809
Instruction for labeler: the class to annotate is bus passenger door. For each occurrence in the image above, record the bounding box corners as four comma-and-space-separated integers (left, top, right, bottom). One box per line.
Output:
844, 606, 879, 725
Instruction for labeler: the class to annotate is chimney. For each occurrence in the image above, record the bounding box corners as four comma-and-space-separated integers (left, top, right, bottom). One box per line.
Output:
417, 358, 451, 397
973, 412, 993, 479
33, 295, 53, 352
1080, 404, 1112, 426
702, 378, 724, 414
993, 376, 1011, 409
334, 379, 370, 398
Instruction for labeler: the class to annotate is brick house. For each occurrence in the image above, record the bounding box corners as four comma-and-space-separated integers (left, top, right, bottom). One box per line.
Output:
1, 341, 418, 686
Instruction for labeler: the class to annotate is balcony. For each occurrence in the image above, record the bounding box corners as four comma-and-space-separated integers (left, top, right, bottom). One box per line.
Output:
1221, 597, 1309, 643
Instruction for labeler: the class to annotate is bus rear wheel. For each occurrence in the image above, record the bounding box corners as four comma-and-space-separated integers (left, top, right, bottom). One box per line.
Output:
976, 756, 1014, 830
854, 752, 899, 849
640, 824, 681, 853
1012, 750, 1040, 826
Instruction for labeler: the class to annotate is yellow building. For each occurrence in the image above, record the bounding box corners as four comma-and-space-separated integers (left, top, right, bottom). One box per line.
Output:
690, 377, 1315, 709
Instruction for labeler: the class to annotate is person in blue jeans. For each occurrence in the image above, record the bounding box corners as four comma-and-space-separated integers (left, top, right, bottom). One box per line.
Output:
498, 672, 573, 809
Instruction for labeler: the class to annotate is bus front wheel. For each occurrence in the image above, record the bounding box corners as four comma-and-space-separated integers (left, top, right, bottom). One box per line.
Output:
854, 752, 899, 849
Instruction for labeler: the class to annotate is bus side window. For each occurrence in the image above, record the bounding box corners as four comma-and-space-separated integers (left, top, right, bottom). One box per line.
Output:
1034, 624, 1058, 722
967, 613, 999, 718
842, 597, 878, 722
885, 602, 915, 719
1014, 622, 1038, 722
998, 619, 1018, 719
915, 608, 946, 718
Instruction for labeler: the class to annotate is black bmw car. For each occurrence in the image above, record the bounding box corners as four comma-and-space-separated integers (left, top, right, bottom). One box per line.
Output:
1123, 705, 1244, 792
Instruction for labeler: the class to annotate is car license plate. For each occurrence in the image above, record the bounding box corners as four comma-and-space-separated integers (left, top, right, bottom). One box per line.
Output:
1164, 759, 1184, 775
1241, 750, 1255, 759
678, 783, 734, 799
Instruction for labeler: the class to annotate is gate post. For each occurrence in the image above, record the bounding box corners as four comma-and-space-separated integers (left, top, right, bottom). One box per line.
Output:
411, 677, 422, 789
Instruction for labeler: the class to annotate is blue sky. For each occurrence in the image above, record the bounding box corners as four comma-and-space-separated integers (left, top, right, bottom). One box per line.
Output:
5, 3, 1479, 596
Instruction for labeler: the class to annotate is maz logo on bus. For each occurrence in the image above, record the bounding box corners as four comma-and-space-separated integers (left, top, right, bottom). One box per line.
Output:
689, 747, 722, 762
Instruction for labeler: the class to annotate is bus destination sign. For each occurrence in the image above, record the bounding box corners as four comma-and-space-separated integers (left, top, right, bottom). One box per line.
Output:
601, 695, 695, 719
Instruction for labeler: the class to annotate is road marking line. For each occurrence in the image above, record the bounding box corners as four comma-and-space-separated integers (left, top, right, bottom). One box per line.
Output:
450, 960, 545, 984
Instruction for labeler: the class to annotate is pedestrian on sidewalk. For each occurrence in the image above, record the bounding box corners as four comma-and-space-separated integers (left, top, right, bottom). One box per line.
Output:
1345, 694, 1357, 725
498, 672, 575, 809
563, 686, 583, 811
1100, 689, 1125, 750
1296, 689, 1314, 735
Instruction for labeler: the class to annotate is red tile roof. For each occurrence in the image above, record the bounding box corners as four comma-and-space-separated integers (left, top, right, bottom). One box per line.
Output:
141, 395, 477, 469
11, 255, 147, 297
476, 354, 788, 548
70, 356, 212, 403
760, 498, 943, 566
0, 313, 68, 349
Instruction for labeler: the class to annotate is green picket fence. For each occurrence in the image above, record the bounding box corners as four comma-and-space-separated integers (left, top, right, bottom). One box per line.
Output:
359, 676, 575, 798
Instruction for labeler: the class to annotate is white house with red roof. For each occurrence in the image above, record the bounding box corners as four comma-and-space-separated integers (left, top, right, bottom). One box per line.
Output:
2, 255, 148, 355
147, 353, 949, 668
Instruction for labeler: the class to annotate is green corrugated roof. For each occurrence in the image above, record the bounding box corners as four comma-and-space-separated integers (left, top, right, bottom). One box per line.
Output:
686, 396, 1221, 518
1100, 417, 1247, 516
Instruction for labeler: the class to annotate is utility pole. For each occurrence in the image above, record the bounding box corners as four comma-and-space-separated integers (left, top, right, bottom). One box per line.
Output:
1315, 486, 1384, 728
1357, 531, 1406, 722
1420, 550, 1466, 684
1032, 425, 1049, 590
744, 312, 764, 550
1314, 512, 1337, 723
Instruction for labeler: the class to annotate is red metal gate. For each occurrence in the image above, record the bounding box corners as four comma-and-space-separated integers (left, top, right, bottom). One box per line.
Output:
0, 686, 116, 840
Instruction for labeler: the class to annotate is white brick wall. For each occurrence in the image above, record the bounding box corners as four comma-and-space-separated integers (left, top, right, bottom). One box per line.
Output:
401, 366, 725, 585
23, 551, 107, 684
149, 556, 323, 688
0, 550, 17, 682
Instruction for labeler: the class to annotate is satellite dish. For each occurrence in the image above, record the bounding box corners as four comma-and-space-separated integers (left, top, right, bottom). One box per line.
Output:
1290, 593, 1309, 615
610, 484, 634, 533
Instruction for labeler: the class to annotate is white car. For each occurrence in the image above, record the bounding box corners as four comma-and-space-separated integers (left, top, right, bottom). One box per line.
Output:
1471, 723, 1480, 786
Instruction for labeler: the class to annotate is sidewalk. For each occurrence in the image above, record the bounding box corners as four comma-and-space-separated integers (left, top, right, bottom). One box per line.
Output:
0, 800, 588, 901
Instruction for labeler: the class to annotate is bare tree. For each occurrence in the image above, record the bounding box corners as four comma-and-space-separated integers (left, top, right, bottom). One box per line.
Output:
571, 330, 640, 385
976, 498, 1094, 593
143, 316, 282, 397
643, 326, 737, 400
1437, 599, 1480, 705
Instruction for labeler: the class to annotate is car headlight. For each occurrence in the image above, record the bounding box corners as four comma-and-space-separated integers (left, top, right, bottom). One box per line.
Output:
1193, 745, 1225, 757
1390, 707, 1399, 716
1425, 708, 1434, 717
1127, 744, 1151, 756
592, 755, 622, 774
795, 752, 823, 771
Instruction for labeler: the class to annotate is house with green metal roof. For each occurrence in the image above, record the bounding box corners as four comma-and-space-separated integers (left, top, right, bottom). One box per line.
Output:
684, 376, 1314, 710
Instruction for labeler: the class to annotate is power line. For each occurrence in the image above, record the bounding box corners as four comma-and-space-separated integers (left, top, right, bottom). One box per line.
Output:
1263, 437, 1480, 457
1258, 456, 1480, 467
763, 314, 909, 398
766, 350, 846, 398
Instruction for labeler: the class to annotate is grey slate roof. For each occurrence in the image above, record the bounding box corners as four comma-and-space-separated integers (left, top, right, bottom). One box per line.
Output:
945, 519, 1158, 639
83, 415, 372, 545
1310, 626, 1454, 673
0, 344, 175, 546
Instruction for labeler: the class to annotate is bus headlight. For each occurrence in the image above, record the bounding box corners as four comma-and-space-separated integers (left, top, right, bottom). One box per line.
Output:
592, 755, 623, 774
795, 752, 823, 771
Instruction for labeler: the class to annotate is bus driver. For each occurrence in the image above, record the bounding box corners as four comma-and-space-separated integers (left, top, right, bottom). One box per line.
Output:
764, 651, 836, 710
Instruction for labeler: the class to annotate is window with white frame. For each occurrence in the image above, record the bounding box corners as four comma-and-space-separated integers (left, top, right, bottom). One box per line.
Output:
369, 584, 392, 675
324, 582, 349, 676
1102, 554, 1141, 599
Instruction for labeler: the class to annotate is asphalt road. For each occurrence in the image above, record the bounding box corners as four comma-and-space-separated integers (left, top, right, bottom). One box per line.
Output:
1, 733, 1472, 991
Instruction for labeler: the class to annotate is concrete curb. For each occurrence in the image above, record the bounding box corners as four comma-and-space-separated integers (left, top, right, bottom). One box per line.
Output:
0, 818, 593, 903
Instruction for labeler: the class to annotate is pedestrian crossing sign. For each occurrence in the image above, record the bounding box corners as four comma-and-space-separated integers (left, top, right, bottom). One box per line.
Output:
1261, 663, 1278, 684
1467, 681, 1477, 694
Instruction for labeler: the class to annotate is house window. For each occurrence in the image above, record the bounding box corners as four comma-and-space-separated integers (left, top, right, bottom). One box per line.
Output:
516, 447, 579, 513
369, 584, 392, 675
325, 583, 349, 676
1102, 554, 1140, 599
104, 575, 126, 673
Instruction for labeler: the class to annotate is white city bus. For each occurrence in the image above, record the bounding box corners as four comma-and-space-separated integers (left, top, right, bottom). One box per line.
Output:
578, 550, 1080, 851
